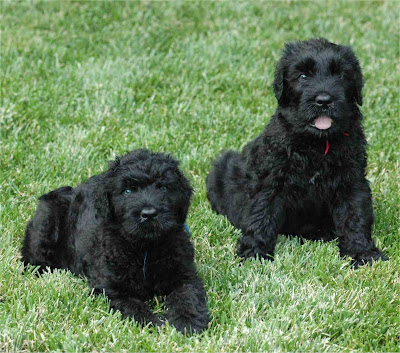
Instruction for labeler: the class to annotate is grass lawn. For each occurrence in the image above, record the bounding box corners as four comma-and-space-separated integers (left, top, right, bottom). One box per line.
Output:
1, 1, 399, 351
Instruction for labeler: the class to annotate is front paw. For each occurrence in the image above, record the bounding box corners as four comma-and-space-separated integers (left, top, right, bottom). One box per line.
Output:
236, 240, 273, 261
352, 249, 388, 268
148, 315, 164, 327
168, 317, 207, 335
119, 310, 163, 328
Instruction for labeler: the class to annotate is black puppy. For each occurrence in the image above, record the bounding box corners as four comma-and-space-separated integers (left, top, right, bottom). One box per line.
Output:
207, 38, 387, 267
22, 149, 209, 334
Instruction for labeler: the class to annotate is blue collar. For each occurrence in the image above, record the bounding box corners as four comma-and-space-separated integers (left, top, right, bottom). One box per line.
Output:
183, 223, 192, 237
142, 223, 192, 278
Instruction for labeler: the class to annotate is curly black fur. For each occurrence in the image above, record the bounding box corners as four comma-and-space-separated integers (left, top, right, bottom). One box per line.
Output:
207, 38, 388, 267
22, 149, 209, 334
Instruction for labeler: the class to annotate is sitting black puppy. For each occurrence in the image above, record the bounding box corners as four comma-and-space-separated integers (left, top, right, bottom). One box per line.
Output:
207, 38, 388, 267
22, 149, 209, 334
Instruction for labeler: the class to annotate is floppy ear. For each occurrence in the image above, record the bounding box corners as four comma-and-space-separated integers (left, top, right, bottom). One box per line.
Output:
353, 59, 363, 106
89, 180, 113, 221
273, 42, 297, 106
106, 191, 115, 220
183, 180, 194, 206
343, 45, 363, 106
182, 174, 193, 205
176, 170, 194, 224
108, 156, 121, 171
273, 59, 287, 104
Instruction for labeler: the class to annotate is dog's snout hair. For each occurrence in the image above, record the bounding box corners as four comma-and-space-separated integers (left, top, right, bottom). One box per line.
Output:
133, 187, 165, 210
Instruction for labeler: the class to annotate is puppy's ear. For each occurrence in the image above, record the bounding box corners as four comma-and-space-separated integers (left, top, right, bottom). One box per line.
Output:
183, 181, 194, 204
353, 59, 363, 106
179, 171, 193, 205
106, 191, 115, 219
177, 171, 194, 223
273, 59, 286, 104
108, 156, 121, 172
273, 42, 296, 105
344, 46, 364, 106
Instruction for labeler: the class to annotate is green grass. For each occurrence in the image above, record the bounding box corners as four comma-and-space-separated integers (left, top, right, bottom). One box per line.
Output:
1, 1, 399, 351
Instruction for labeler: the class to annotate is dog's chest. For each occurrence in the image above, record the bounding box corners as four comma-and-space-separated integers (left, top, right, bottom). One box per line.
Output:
284, 153, 340, 197
123, 251, 180, 295
144, 255, 178, 283
307, 171, 323, 185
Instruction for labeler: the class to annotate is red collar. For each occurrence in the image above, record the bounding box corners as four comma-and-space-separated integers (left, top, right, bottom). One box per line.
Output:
324, 132, 349, 155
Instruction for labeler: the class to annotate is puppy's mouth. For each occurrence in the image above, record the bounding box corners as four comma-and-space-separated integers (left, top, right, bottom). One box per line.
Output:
129, 212, 176, 238
309, 116, 332, 130
131, 221, 163, 240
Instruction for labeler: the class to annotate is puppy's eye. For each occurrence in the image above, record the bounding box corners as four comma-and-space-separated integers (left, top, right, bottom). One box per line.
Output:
156, 184, 168, 190
123, 189, 132, 194
299, 74, 308, 80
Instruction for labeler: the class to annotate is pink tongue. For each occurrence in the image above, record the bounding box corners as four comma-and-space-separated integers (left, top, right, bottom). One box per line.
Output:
314, 116, 332, 130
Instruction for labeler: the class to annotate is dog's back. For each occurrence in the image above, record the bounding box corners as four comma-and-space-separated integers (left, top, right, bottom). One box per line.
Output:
206, 150, 248, 226
22, 186, 74, 272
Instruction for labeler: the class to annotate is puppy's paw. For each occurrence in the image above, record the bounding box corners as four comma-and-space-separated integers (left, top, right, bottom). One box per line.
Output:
118, 308, 163, 328
149, 315, 164, 327
352, 249, 388, 268
169, 317, 207, 335
236, 243, 273, 262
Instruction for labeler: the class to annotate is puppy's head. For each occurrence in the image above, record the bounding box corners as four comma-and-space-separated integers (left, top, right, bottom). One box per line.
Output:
273, 38, 363, 136
107, 149, 193, 240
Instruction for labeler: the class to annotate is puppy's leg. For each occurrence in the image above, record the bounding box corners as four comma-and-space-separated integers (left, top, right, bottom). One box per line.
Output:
164, 277, 209, 334
108, 296, 162, 327
332, 182, 388, 267
237, 194, 284, 260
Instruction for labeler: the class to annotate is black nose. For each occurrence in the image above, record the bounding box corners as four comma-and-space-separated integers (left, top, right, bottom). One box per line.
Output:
140, 207, 157, 220
315, 93, 333, 106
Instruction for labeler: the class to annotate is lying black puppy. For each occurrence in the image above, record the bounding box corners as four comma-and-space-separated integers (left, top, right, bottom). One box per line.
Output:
22, 149, 209, 334
207, 38, 388, 267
